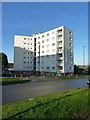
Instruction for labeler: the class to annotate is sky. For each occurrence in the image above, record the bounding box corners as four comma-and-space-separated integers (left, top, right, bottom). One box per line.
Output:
2, 2, 88, 65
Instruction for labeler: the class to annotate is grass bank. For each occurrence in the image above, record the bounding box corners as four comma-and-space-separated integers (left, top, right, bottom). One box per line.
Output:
0, 77, 19, 79
43, 75, 90, 79
2, 87, 88, 119
0, 79, 31, 85
59, 75, 90, 79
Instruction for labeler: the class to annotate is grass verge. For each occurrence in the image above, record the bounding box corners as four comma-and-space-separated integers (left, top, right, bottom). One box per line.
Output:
2, 87, 88, 119
59, 75, 90, 79
0, 77, 19, 79
0, 79, 31, 85
44, 75, 90, 79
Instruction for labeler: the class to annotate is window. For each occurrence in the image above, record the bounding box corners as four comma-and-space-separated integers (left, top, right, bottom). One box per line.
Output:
42, 40, 44, 43
24, 38, 26, 40
52, 43, 55, 46
60, 66, 63, 70
24, 61, 26, 63
28, 52, 29, 54
24, 47, 26, 49
52, 31, 55, 34
38, 37, 40, 39
69, 37, 72, 40
24, 52, 26, 54
70, 49, 72, 52
37, 61, 39, 64
70, 43, 72, 47
70, 55, 73, 58
38, 42, 40, 44
46, 55, 49, 58
52, 37, 55, 41
57, 29, 62, 32
70, 66, 73, 70
47, 67, 49, 69
47, 33, 49, 36
28, 43, 29, 45
42, 66, 44, 69
59, 53, 63, 57
71, 61, 72, 64
28, 38, 29, 40
27, 62, 29, 64
52, 67, 55, 70
27, 66, 29, 68
24, 66, 26, 68
42, 46, 44, 48
47, 39, 49, 42
31, 43, 32, 45
46, 44, 49, 47
42, 35, 44, 38
28, 48, 29, 49
31, 48, 32, 50
69, 31, 72, 35
42, 51, 44, 53
31, 38, 32, 40
52, 49, 55, 52
24, 57, 26, 59
28, 57, 29, 59
24, 43, 26, 44
47, 50, 49, 53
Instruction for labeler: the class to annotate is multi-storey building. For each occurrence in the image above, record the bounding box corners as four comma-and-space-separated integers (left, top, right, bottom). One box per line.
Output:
14, 26, 74, 76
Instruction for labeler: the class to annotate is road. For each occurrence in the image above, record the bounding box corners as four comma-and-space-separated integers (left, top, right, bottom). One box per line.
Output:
2, 77, 88, 105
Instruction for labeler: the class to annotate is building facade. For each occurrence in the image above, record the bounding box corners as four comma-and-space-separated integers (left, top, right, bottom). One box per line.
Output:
14, 26, 74, 75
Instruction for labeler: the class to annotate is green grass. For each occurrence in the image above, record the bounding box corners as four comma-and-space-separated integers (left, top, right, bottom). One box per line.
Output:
0, 77, 19, 79
0, 79, 31, 85
44, 75, 90, 79
2, 87, 88, 119
59, 75, 90, 79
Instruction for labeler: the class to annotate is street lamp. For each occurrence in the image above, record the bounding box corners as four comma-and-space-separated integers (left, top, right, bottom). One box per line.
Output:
83, 46, 86, 67
39, 44, 41, 76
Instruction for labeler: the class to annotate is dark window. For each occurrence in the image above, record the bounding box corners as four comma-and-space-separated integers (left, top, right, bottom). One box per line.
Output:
47, 67, 49, 69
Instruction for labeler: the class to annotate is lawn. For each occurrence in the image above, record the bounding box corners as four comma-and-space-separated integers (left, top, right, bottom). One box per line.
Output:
59, 75, 90, 79
0, 77, 19, 79
0, 79, 31, 85
2, 87, 89, 119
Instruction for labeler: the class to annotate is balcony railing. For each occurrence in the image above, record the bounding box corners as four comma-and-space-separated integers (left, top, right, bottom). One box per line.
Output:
57, 49, 63, 54
56, 56, 63, 60
57, 62, 63, 66
58, 43, 62, 47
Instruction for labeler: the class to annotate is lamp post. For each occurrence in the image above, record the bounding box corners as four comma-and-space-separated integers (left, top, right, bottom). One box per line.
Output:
39, 44, 40, 76
83, 46, 86, 67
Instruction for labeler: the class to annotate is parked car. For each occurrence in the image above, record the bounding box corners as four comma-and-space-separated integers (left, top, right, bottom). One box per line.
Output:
87, 80, 90, 87
2, 70, 12, 77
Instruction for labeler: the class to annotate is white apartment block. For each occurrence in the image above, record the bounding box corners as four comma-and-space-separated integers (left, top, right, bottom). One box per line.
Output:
14, 26, 74, 75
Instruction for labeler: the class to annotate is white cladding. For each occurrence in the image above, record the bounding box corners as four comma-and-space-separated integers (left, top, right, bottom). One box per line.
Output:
14, 26, 74, 73
14, 35, 34, 71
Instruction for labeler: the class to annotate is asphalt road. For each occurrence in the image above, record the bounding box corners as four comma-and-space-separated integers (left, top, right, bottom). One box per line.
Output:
2, 77, 88, 105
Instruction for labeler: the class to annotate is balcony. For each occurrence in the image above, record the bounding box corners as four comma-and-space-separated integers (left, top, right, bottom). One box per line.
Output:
57, 57, 63, 60
57, 34, 62, 37
57, 49, 63, 54
58, 43, 62, 47
57, 62, 63, 66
